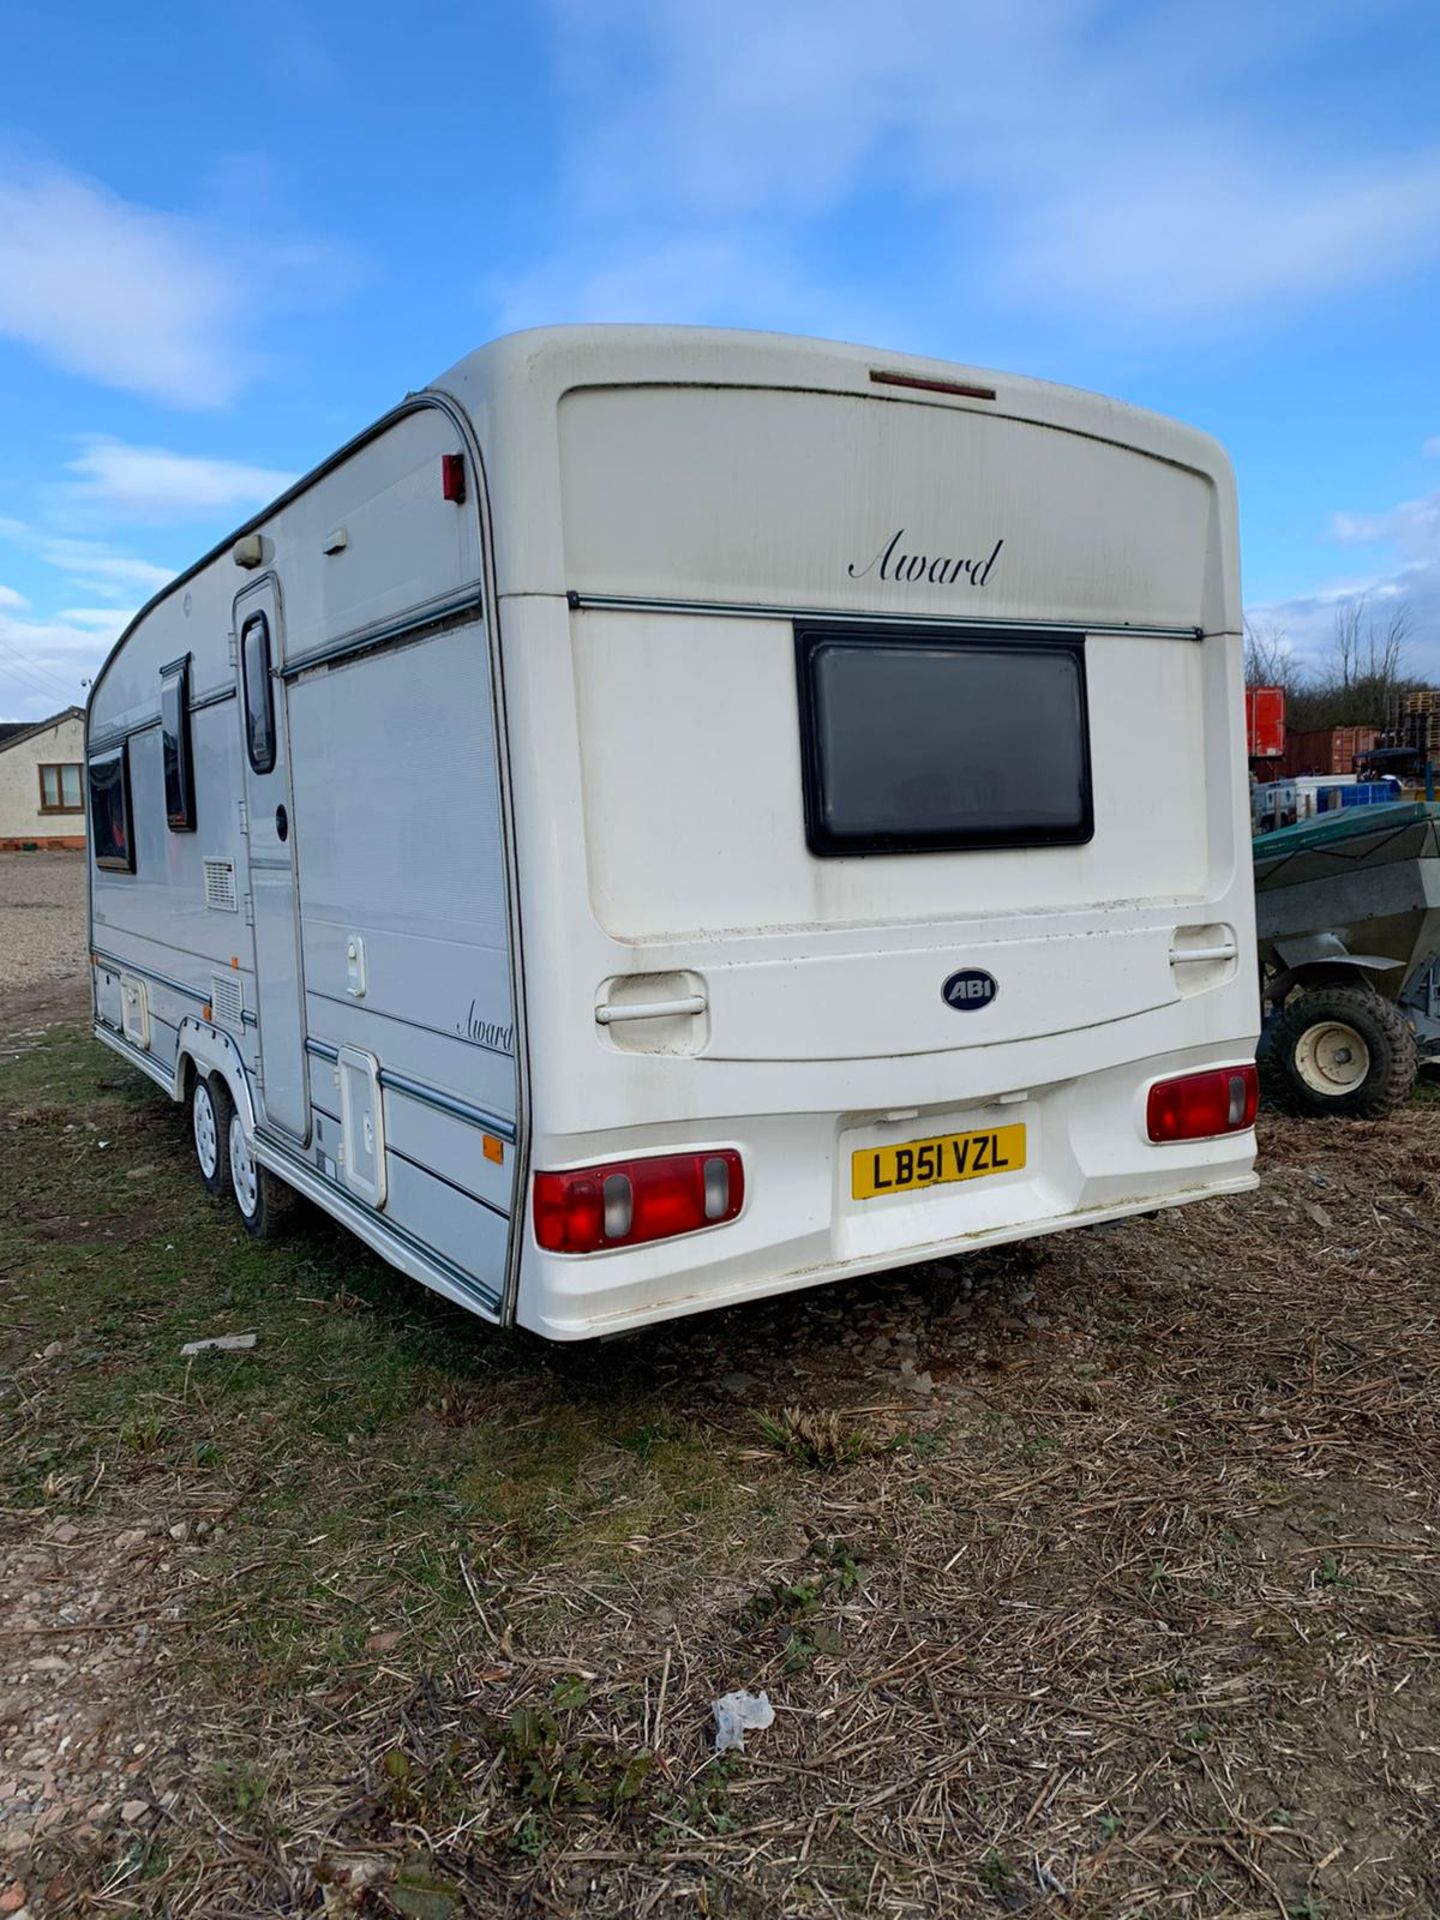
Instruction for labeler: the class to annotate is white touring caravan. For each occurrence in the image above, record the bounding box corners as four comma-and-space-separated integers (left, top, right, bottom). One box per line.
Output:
87, 327, 1259, 1340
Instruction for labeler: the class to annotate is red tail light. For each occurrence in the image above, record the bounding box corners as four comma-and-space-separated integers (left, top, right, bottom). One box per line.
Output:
1147, 1064, 1257, 1143
533, 1149, 744, 1254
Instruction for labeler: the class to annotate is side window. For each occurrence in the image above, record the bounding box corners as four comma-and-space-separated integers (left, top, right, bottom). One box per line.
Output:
89, 743, 134, 872
161, 655, 196, 831
39, 764, 84, 813
241, 613, 276, 774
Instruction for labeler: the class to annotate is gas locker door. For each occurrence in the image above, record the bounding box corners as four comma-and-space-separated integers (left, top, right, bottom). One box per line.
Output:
235, 578, 311, 1143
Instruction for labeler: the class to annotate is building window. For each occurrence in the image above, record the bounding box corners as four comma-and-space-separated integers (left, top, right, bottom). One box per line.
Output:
88, 744, 135, 872
161, 655, 196, 831
38, 762, 84, 813
241, 613, 276, 774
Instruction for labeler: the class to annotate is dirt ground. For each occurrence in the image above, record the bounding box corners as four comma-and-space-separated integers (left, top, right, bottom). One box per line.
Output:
1, 944, 1437, 1916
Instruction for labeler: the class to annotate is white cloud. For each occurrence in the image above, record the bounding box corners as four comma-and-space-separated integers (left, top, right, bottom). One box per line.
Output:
64, 439, 297, 523
490, 231, 899, 342
56, 607, 139, 631
508, 0, 1440, 331
32, 539, 174, 603
0, 161, 358, 408
1331, 491, 1440, 557
0, 584, 28, 611
0, 165, 254, 407
0, 604, 130, 721
0, 517, 174, 606
1250, 486, 1440, 679
1006, 149, 1440, 319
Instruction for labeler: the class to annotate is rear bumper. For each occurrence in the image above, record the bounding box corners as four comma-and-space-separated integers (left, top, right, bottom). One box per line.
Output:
515, 1041, 1258, 1339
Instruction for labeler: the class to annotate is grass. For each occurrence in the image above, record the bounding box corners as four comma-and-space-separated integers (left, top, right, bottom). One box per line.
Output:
3, 1026, 1440, 1916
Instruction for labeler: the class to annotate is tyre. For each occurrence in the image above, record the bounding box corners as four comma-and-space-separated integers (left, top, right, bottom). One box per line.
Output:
191, 1072, 233, 1200
226, 1107, 297, 1240
1262, 984, 1417, 1119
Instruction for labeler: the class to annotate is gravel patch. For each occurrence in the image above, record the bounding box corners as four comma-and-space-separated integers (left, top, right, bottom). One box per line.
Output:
0, 855, 86, 995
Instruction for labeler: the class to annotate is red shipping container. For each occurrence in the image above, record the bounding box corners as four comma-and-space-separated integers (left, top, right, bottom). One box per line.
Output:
1279, 725, 1380, 778
1245, 685, 1285, 759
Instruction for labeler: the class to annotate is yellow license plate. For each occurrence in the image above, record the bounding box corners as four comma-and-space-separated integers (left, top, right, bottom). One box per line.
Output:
851, 1123, 1026, 1201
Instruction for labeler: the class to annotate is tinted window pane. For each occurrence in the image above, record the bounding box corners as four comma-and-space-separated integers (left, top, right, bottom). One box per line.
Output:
799, 630, 1092, 854
88, 745, 134, 872
242, 615, 276, 773
162, 659, 196, 830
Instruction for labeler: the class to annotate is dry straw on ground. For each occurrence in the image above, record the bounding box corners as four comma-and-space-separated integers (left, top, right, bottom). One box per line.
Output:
2, 1019, 1437, 1917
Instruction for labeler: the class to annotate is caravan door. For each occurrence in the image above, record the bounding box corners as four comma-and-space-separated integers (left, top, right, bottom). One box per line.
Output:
235, 578, 310, 1143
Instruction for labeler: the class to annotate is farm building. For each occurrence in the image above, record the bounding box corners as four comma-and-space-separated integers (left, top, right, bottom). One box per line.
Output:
0, 705, 87, 850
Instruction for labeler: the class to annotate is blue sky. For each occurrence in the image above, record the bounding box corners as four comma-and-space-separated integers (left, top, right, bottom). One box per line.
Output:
0, 0, 1438, 719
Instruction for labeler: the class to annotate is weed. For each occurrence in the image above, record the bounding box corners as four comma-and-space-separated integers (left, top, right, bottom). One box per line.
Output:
979, 1848, 1020, 1904
754, 1405, 869, 1468
210, 1760, 271, 1819
119, 1410, 171, 1454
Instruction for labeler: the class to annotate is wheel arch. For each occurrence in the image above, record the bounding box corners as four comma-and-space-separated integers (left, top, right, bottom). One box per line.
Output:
1263, 952, 1403, 1006
175, 1019, 257, 1136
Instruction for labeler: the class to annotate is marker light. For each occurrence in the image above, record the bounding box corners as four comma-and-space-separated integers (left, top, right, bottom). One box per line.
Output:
441, 453, 466, 503
1146, 1064, 1257, 1143
534, 1149, 744, 1254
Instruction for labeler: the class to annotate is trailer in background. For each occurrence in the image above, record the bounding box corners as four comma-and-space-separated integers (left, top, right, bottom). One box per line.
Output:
1245, 685, 1286, 764
1255, 802, 1440, 1115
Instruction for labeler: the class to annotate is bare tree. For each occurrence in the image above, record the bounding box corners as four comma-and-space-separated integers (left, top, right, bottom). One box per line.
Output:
1313, 595, 1414, 726
1243, 597, 1427, 732
1243, 617, 1303, 692
1330, 597, 1363, 689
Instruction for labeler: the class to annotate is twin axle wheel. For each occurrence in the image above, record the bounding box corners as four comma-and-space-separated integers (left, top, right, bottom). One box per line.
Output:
188, 1071, 295, 1238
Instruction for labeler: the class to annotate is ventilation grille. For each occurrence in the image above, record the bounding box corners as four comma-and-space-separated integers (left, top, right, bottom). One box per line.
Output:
203, 858, 238, 912
210, 973, 244, 1029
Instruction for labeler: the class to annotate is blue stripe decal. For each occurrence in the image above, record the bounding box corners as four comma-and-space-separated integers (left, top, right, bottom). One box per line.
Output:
378, 1068, 516, 1143
303, 1039, 516, 1142
255, 1129, 502, 1315
93, 949, 208, 1006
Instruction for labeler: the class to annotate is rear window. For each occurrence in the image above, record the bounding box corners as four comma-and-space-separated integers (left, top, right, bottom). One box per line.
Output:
796, 625, 1093, 855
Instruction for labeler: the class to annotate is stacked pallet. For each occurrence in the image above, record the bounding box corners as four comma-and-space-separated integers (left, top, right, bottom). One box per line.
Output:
1385, 689, 1440, 756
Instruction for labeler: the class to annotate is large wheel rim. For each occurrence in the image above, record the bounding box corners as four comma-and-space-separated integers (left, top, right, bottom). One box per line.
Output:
229, 1119, 260, 1218
192, 1080, 219, 1179
1295, 1019, 1371, 1096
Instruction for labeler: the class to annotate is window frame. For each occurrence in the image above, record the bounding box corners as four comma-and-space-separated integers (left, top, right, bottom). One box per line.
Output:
793, 621, 1095, 858
241, 612, 277, 775
38, 762, 84, 814
160, 653, 197, 832
88, 742, 135, 873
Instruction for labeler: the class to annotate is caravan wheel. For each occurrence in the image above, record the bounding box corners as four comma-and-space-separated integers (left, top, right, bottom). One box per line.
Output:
226, 1110, 296, 1240
191, 1074, 233, 1200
